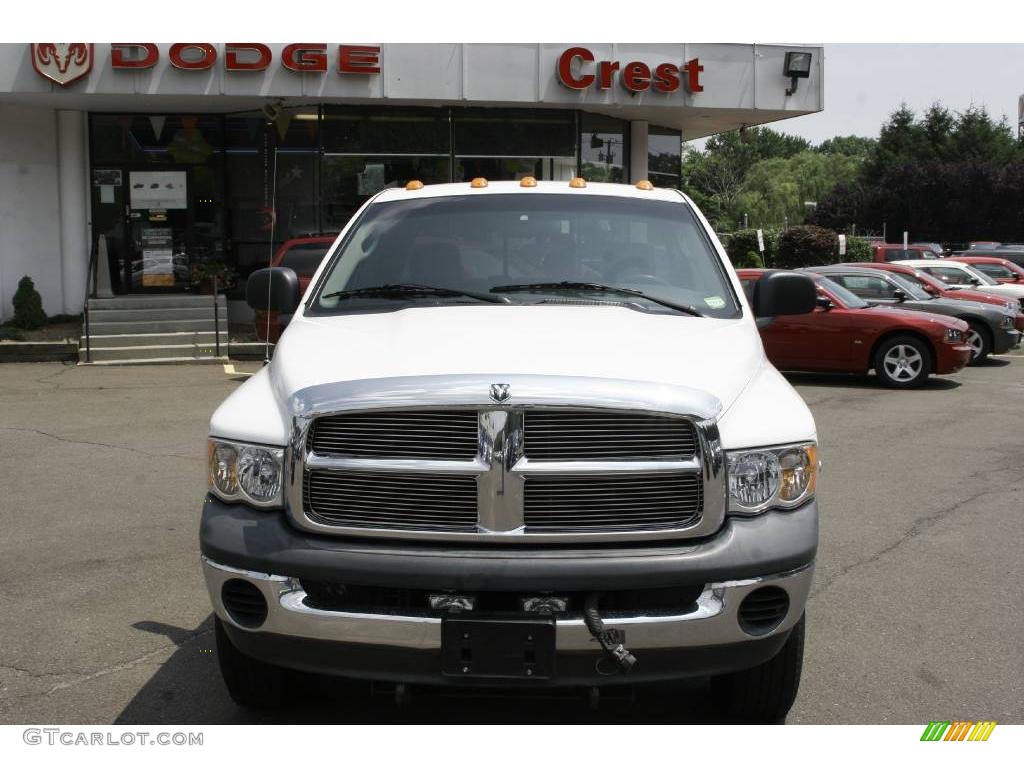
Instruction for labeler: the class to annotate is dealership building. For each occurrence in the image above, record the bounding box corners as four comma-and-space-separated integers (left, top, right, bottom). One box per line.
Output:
0, 42, 822, 329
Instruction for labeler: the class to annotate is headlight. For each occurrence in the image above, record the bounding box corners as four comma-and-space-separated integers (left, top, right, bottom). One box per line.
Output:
207, 438, 285, 508
1004, 300, 1018, 313
1000, 314, 1014, 329
727, 443, 817, 515
943, 327, 963, 343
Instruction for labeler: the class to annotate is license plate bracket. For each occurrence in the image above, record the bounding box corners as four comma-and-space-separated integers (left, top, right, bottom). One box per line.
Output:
441, 616, 556, 680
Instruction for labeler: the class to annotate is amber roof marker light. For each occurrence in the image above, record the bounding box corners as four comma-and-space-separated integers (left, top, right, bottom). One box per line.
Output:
519, 176, 538, 188
569, 177, 587, 188
470, 177, 489, 188
405, 180, 424, 191
635, 180, 654, 191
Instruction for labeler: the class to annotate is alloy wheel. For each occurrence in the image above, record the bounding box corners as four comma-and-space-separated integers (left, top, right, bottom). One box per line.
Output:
966, 329, 984, 360
883, 344, 924, 382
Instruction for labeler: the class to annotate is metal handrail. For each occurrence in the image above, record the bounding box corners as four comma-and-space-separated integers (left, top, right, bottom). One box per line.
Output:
82, 239, 98, 363
212, 275, 221, 357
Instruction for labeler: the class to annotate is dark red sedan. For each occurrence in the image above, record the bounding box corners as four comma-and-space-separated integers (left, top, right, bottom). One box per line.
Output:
254, 235, 337, 343
738, 269, 972, 388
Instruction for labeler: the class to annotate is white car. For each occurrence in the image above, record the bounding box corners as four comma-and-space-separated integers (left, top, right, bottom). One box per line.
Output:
895, 259, 1024, 303
203, 178, 820, 722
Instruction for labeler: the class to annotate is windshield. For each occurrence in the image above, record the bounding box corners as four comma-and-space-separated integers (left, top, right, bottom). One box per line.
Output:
960, 264, 999, 286
888, 272, 932, 300
280, 243, 331, 276
308, 194, 740, 318
817, 276, 868, 308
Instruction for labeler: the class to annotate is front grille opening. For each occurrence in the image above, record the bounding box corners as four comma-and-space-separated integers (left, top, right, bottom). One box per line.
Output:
300, 581, 705, 619
737, 586, 789, 636
221, 579, 268, 628
523, 472, 702, 532
304, 470, 478, 532
310, 410, 479, 460
524, 411, 698, 460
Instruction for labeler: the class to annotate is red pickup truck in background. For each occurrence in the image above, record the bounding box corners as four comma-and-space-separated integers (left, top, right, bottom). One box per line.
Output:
871, 244, 939, 262
253, 235, 337, 343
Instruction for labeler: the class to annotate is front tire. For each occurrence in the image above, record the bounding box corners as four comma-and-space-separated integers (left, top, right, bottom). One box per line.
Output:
215, 617, 290, 709
874, 335, 931, 388
711, 614, 805, 723
965, 321, 991, 365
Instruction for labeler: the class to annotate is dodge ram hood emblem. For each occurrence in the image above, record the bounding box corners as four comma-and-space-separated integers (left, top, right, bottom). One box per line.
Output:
489, 383, 511, 403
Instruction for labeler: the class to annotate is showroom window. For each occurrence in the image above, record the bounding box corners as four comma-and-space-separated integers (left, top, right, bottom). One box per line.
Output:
321, 106, 451, 230
453, 107, 577, 182
580, 112, 628, 183
648, 124, 681, 189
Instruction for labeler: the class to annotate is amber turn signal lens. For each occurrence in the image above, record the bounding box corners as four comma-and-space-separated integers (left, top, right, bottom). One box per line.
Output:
405, 180, 424, 191
635, 179, 654, 191
470, 177, 489, 188
568, 177, 587, 188
519, 176, 538, 188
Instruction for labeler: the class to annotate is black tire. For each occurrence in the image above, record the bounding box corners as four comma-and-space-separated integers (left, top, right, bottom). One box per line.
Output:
711, 614, 804, 723
215, 616, 290, 709
964, 320, 991, 365
873, 334, 932, 388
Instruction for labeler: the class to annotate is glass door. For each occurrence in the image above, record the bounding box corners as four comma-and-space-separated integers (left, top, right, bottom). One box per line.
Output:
125, 166, 193, 292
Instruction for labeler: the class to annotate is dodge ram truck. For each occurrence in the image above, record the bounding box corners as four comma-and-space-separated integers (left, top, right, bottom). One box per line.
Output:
201, 177, 820, 721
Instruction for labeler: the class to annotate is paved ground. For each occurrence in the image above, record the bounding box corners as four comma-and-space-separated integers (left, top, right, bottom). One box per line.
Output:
1, 355, 1022, 724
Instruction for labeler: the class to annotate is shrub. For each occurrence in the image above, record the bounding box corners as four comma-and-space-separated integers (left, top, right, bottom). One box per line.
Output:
775, 225, 839, 268
12, 276, 47, 330
843, 235, 873, 263
724, 228, 778, 268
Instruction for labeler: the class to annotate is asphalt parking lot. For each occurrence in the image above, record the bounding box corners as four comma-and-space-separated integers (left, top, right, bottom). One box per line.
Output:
1, 356, 1022, 724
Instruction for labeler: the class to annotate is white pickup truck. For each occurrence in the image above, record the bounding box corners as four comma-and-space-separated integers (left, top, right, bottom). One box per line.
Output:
201, 178, 820, 721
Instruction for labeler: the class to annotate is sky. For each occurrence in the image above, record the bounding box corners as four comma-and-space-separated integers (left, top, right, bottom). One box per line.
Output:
772, 44, 1024, 144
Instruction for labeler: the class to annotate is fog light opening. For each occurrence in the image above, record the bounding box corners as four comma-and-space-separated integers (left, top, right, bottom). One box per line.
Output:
737, 586, 789, 636
221, 578, 269, 628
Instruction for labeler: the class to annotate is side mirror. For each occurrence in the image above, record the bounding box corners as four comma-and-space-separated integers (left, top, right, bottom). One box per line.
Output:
816, 296, 833, 311
246, 267, 301, 313
923, 283, 938, 294
893, 288, 907, 302
752, 271, 818, 317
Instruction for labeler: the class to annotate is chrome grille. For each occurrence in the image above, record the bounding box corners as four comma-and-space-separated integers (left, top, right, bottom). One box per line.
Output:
304, 470, 478, 532
523, 411, 697, 460
523, 473, 703, 532
309, 410, 478, 460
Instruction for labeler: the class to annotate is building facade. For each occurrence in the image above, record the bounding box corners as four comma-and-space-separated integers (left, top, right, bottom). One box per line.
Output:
0, 43, 822, 319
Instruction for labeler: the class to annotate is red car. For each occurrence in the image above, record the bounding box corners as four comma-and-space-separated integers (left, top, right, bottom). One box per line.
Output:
254, 235, 337, 342
950, 255, 1024, 284
738, 269, 972, 388
839, 261, 1024, 332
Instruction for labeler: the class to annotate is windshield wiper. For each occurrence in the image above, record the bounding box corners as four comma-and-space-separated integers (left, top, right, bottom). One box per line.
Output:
490, 281, 705, 317
322, 283, 509, 304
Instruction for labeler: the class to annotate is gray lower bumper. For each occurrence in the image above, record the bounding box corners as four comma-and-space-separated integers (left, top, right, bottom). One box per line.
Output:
203, 557, 813, 653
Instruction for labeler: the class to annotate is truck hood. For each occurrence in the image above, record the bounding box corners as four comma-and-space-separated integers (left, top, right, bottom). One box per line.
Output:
269, 305, 763, 416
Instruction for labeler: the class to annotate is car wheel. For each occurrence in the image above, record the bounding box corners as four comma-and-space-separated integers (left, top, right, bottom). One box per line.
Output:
874, 335, 931, 388
711, 613, 805, 723
214, 617, 290, 709
965, 321, 991, 364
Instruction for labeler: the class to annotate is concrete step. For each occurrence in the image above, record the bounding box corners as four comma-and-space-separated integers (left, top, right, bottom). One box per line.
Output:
85, 319, 220, 335
80, 331, 228, 349
80, 344, 226, 363
87, 295, 226, 310
88, 307, 221, 322
79, 355, 230, 367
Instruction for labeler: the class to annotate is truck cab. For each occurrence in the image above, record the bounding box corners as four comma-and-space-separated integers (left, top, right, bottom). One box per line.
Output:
201, 178, 819, 721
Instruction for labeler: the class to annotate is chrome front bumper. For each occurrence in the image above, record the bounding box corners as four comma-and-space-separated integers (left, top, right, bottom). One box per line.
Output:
202, 556, 813, 653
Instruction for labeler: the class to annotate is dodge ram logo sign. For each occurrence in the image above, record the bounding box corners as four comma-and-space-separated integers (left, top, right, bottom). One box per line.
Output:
31, 43, 94, 86
489, 384, 511, 403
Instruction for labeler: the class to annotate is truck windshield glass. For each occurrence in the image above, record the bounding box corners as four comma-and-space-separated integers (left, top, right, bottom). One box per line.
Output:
310, 194, 740, 318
